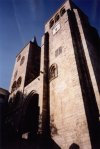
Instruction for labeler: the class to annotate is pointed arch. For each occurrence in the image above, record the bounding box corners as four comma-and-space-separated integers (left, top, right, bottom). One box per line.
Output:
22, 90, 38, 114
19, 91, 39, 137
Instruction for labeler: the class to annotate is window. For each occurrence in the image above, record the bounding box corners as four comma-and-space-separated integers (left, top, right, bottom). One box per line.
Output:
11, 81, 17, 92
55, 14, 60, 23
17, 54, 21, 62
11, 77, 22, 93
17, 77, 22, 88
55, 47, 62, 57
49, 19, 54, 28
20, 56, 25, 65
60, 7, 66, 16
49, 63, 58, 81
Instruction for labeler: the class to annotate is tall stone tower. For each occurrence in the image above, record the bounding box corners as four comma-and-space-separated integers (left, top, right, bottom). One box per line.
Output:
41, 0, 100, 148
8, 39, 41, 138
9, 39, 41, 96
8, 0, 100, 148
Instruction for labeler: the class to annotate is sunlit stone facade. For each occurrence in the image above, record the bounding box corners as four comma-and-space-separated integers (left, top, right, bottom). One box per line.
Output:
9, 0, 100, 148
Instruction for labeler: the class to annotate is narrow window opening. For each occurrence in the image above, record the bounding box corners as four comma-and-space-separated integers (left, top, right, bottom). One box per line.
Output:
11, 81, 17, 93
60, 7, 66, 16
49, 19, 54, 28
55, 14, 60, 23
17, 77, 22, 88
17, 54, 21, 62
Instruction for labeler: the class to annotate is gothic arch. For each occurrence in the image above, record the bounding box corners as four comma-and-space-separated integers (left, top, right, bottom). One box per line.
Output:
20, 91, 39, 137
22, 90, 38, 113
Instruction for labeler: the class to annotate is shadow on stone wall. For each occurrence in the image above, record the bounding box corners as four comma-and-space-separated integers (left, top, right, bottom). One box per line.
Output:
68, 9, 100, 149
2, 136, 61, 149
1, 91, 61, 149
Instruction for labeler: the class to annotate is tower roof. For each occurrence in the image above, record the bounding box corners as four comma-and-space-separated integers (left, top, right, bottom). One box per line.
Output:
31, 36, 38, 46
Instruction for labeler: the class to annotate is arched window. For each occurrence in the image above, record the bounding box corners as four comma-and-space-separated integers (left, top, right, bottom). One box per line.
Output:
60, 7, 66, 16
11, 81, 17, 92
49, 63, 58, 81
17, 54, 21, 62
20, 56, 25, 65
49, 19, 54, 28
55, 14, 60, 23
17, 77, 22, 88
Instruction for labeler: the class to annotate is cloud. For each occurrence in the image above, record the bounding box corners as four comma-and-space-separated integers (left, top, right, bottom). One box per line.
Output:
12, 0, 25, 44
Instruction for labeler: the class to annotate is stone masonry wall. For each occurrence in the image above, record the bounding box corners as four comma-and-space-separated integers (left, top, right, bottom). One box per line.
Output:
45, 1, 91, 148
9, 43, 30, 99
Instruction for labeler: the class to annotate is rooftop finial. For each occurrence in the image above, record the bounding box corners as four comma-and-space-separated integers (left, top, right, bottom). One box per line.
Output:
31, 36, 38, 45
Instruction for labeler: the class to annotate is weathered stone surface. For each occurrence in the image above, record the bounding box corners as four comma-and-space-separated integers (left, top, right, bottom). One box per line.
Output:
8, 0, 100, 149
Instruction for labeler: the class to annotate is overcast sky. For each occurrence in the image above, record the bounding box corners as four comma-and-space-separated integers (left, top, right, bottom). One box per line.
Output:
0, 0, 100, 90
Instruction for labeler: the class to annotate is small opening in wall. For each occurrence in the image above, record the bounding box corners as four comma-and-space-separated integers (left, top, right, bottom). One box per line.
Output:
17, 77, 22, 88
49, 19, 54, 28
11, 81, 17, 92
55, 14, 60, 23
60, 7, 66, 16
17, 54, 21, 62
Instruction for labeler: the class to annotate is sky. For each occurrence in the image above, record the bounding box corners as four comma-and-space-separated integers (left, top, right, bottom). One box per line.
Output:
0, 0, 100, 90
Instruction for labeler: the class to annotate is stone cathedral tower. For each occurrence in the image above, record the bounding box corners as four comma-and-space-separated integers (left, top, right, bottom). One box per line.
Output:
8, 0, 100, 149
